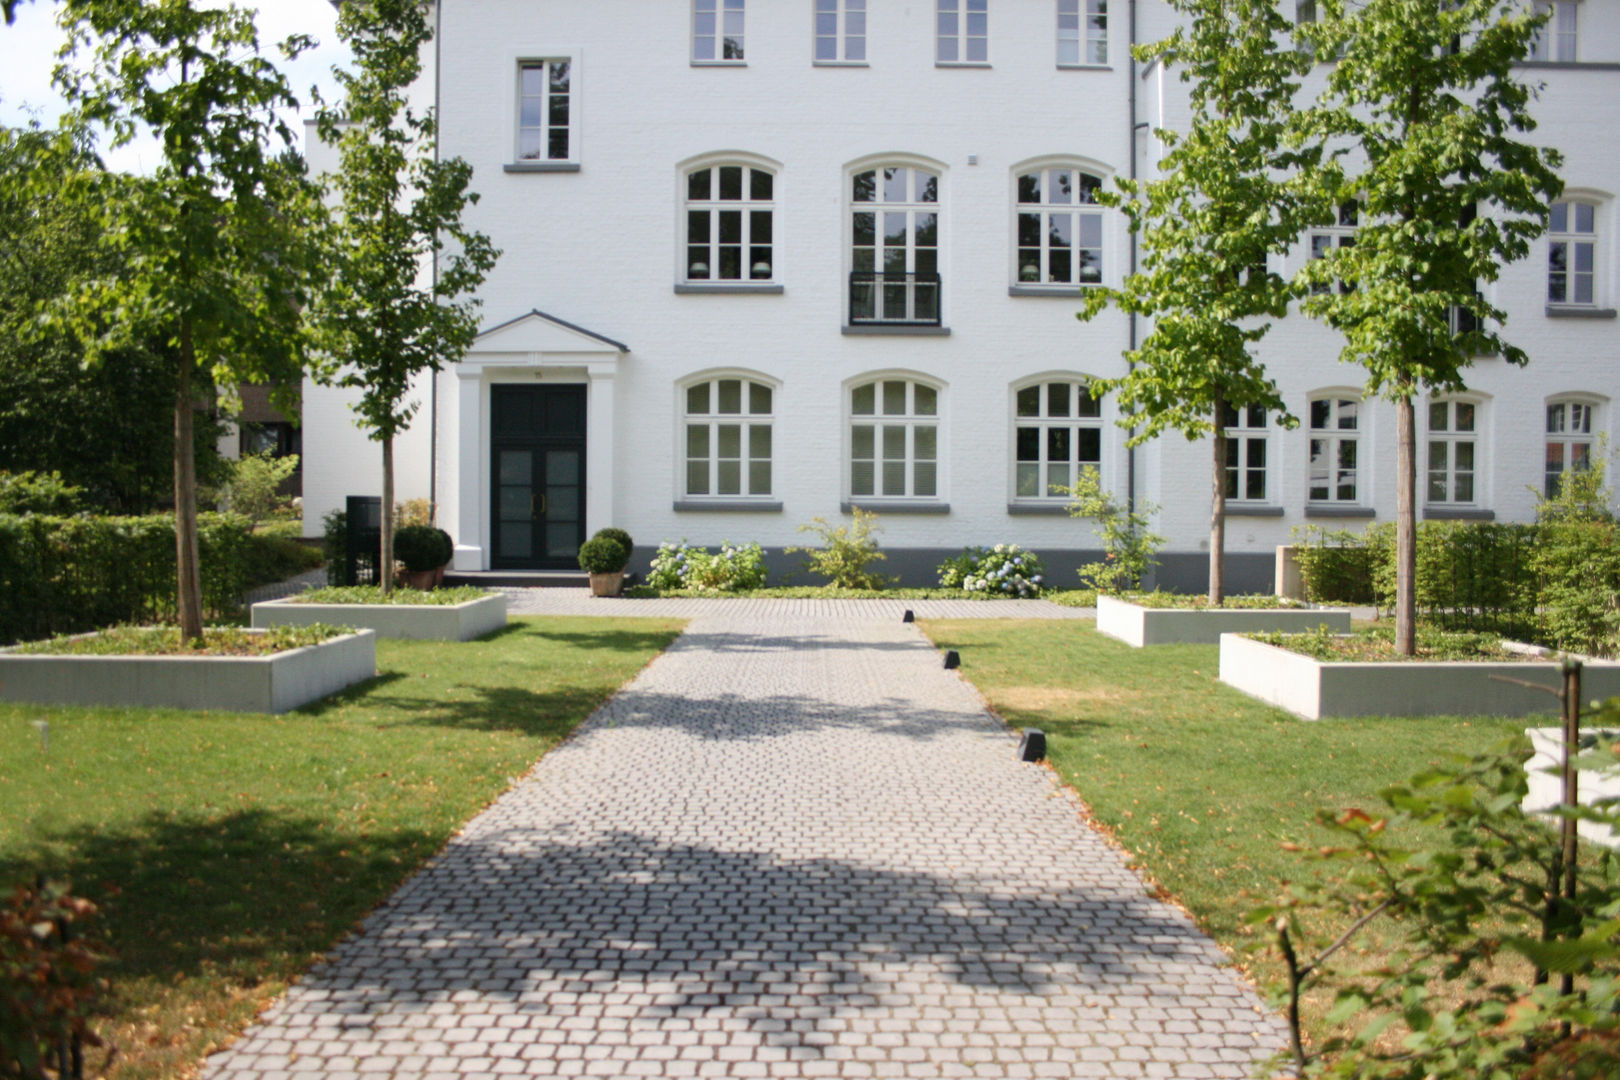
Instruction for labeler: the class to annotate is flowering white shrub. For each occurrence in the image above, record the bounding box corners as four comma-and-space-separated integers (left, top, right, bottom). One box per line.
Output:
936, 544, 1046, 598
646, 539, 767, 592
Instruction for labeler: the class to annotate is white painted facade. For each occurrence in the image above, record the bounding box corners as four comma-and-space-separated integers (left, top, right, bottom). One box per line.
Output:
302, 0, 1620, 588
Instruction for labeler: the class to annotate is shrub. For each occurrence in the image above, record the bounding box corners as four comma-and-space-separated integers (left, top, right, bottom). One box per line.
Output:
788, 509, 890, 589
937, 544, 1045, 598
1293, 525, 1382, 604
224, 452, 298, 528
0, 471, 85, 516
592, 528, 635, 560
1064, 466, 1164, 594
578, 536, 630, 574
645, 540, 766, 591
394, 498, 433, 528
394, 524, 449, 573
0, 880, 104, 1080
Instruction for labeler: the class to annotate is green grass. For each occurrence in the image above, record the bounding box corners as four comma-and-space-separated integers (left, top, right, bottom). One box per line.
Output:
918, 618, 1526, 1025
0, 615, 682, 1080
294, 585, 490, 606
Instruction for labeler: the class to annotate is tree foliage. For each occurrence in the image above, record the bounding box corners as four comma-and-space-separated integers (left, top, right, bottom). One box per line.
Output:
311, 0, 498, 593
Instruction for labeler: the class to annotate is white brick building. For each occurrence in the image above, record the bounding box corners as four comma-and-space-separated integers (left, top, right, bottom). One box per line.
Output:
302, 0, 1620, 590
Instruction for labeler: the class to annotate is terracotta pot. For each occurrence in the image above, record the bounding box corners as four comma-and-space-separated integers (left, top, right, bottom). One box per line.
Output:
433, 564, 447, 587
588, 570, 625, 597
401, 569, 437, 591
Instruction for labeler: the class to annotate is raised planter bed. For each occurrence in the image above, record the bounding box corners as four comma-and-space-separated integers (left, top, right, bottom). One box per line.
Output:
1522, 727, 1620, 849
0, 629, 376, 714
1219, 633, 1620, 720
251, 592, 507, 641
1096, 593, 1353, 647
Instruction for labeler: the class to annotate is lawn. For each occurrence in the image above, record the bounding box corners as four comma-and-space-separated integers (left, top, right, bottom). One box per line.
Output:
0, 615, 683, 1080
918, 618, 1529, 1033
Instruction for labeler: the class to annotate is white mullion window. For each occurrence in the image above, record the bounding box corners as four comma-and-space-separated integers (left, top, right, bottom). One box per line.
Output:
1308, 201, 1358, 295
1014, 381, 1103, 500
1057, 1, 1107, 66
816, 0, 867, 62
851, 380, 940, 499
851, 166, 941, 324
1530, 1, 1578, 62
1545, 400, 1596, 496
1016, 167, 1104, 287
1308, 396, 1362, 504
686, 164, 775, 283
694, 0, 746, 62
517, 59, 571, 162
1221, 405, 1270, 503
1425, 400, 1478, 506
937, 0, 988, 63
1548, 200, 1596, 306
685, 378, 774, 497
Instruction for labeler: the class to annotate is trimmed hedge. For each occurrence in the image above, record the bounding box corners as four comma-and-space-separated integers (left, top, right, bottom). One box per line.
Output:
0, 513, 292, 645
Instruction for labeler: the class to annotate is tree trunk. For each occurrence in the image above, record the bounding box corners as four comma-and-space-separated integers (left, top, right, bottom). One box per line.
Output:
1395, 394, 1417, 656
1210, 394, 1227, 607
174, 325, 204, 641
381, 435, 395, 595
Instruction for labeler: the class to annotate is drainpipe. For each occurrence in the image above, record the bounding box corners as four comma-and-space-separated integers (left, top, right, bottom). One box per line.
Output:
1126, 0, 1139, 514
429, 0, 444, 516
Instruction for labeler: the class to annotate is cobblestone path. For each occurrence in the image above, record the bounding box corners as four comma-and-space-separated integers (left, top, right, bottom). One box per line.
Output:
204, 613, 1285, 1079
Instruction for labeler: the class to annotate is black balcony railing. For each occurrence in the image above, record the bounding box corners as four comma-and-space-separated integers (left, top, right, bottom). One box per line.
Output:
849, 271, 942, 327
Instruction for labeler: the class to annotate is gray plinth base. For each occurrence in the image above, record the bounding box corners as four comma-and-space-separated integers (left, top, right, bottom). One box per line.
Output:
1096, 594, 1352, 647
252, 592, 507, 641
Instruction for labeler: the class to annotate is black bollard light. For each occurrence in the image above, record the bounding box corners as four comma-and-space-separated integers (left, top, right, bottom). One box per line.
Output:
1017, 728, 1047, 762
902, 609, 915, 623
943, 650, 960, 669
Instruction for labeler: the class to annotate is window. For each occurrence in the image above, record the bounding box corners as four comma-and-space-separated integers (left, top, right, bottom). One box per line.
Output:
1548, 200, 1596, 306
937, 0, 988, 63
1222, 405, 1270, 503
1426, 400, 1478, 505
1530, 1, 1578, 62
517, 60, 571, 162
1546, 399, 1596, 496
694, 0, 745, 62
1014, 380, 1102, 500
1308, 396, 1362, 504
1057, 1, 1107, 65
685, 164, 775, 283
1295, 0, 1316, 23
1308, 202, 1358, 295
851, 379, 939, 499
1016, 167, 1104, 287
850, 165, 941, 325
685, 377, 774, 496
816, 0, 866, 62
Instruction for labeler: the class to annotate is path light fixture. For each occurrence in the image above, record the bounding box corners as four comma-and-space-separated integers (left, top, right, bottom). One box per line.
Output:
903, 609, 915, 623
943, 650, 960, 669
1017, 728, 1047, 763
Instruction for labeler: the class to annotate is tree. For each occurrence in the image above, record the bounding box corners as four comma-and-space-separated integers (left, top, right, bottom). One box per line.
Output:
0, 124, 227, 513
1080, 0, 1317, 604
1296, 0, 1562, 654
3, 2, 29, 26
45, 0, 324, 639
311, 0, 498, 594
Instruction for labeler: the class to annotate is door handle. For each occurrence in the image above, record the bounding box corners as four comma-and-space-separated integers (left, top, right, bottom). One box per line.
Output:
536, 493, 547, 517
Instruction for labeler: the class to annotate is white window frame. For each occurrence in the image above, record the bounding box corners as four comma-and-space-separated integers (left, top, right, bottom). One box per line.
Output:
1307, 201, 1358, 295
1011, 377, 1104, 503
693, 0, 746, 64
1307, 394, 1365, 506
1222, 404, 1272, 505
848, 159, 944, 325
848, 376, 944, 501
937, 0, 989, 65
1057, 0, 1108, 66
682, 159, 778, 286
681, 373, 777, 498
1545, 396, 1601, 497
1548, 198, 1598, 307
1530, 1, 1578, 62
513, 56, 577, 165
1013, 161, 1108, 289
814, 0, 868, 64
1424, 397, 1483, 508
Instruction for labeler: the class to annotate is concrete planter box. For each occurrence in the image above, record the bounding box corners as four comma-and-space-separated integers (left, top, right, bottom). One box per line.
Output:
0, 629, 376, 714
252, 592, 507, 641
1522, 727, 1620, 848
1096, 593, 1353, 647
1219, 633, 1620, 720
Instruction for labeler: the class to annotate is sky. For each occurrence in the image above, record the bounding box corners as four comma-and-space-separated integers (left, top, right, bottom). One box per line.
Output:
0, 0, 354, 173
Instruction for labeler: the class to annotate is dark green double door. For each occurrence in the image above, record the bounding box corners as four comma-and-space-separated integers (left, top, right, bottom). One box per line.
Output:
491, 385, 586, 569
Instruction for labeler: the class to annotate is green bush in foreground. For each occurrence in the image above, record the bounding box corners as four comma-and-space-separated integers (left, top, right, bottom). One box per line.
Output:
788, 509, 890, 590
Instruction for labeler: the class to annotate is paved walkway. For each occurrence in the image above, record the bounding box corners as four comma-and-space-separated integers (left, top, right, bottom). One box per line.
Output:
204, 611, 1285, 1079
500, 589, 1093, 621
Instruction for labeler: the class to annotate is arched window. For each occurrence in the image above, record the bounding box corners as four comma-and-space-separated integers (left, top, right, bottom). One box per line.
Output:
685, 162, 776, 284
1425, 397, 1482, 507
1548, 199, 1598, 306
1546, 397, 1600, 497
849, 164, 940, 325
1222, 404, 1271, 504
1014, 165, 1104, 288
683, 375, 776, 497
849, 377, 940, 499
1012, 378, 1102, 500
1308, 394, 1363, 505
